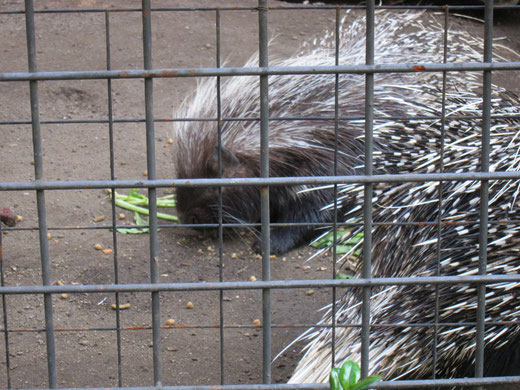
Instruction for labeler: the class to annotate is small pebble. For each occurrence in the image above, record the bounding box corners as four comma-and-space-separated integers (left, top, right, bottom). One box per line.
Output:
165, 319, 176, 326
252, 319, 261, 327
16, 215, 23, 222
249, 276, 257, 282
60, 294, 69, 300
47, 233, 52, 240
94, 244, 103, 251
119, 213, 126, 220
186, 301, 194, 309
111, 303, 131, 310
102, 249, 113, 255
92, 215, 105, 222
306, 290, 315, 296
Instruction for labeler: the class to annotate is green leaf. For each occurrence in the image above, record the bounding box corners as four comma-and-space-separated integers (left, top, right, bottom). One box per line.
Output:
350, 375, 381, 390
310, 228, 363, 258
339, 361, 361, 390
116, 227, 147, 234
114, 197, 178, 222
336, 273, 352, 280
329, 367, 341, 390
116, 211, 150, 234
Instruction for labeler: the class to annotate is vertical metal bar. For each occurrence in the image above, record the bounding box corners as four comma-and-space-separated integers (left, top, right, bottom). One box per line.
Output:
24, 0, 57, 387
432, 8, 450, 383
105, 10, 123, 387
361, 0, 374, 378
258, 0, 271, 384
331, 5, 341, 370
141, 0, 161, 385
0, 223, 12, 389
476, 0, 493, 382
215, 7, 226, 386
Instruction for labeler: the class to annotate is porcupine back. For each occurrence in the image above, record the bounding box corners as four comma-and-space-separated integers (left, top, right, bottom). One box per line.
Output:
172, 11, 507, 254
284, 13, 520, 383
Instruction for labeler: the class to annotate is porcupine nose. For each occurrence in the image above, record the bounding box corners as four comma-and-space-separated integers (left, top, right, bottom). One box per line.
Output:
188, 214, 200, 225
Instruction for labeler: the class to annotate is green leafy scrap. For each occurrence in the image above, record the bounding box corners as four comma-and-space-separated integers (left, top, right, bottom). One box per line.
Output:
108, 189, 178, 234
312, 229, 364, 256
329, 361, 380, 390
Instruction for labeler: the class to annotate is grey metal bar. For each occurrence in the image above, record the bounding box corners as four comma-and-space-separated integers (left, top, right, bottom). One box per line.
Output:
258, 0, 271, 384
330, 4, 341, 370
2, 318, 519, 335
432, 7, 450, 382
0, 274, 519, 295
104, 10, 124, 387
361, 0, 375, 378
141, 0, 162, 386
476, 0, 494, 382
2, 111, 520, 127
9, 375, 520, 390
4, 217, 520, 234
24, 0, 57, 387
215, 7, 226, 385
1, 61, 519, 81
0, 223, 11, 389
4, 170, 520, 192
0, 3, 516, 15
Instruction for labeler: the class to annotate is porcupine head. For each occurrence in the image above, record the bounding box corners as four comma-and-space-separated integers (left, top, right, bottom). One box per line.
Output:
174, 127, 333, 256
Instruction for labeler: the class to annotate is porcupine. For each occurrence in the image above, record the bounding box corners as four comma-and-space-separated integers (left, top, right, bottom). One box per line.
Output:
173, 12, 451, 254
172, 9, 520, 383
277, 13, 520, 384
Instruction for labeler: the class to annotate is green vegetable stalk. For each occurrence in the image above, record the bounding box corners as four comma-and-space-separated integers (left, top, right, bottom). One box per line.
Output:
108, 189, 178, 234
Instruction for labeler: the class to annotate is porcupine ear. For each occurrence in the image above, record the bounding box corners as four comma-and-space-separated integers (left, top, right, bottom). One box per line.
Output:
207, 146, 245, 178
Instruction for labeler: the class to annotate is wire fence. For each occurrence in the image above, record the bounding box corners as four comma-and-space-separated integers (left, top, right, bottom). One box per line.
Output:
1, 0, 520, 389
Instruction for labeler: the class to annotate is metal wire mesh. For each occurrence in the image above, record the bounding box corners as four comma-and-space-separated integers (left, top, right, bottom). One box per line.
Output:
1, 0, 520, 389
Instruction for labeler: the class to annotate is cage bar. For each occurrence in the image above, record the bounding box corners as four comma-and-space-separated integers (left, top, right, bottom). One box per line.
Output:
24, 0, 57, 387
360, 0, 375, 378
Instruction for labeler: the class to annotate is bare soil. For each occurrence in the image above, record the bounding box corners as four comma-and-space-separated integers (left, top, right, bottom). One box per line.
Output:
0, 1, 519, 389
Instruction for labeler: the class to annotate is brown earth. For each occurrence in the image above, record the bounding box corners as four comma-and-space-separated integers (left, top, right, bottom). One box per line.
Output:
0, 0, 519, 389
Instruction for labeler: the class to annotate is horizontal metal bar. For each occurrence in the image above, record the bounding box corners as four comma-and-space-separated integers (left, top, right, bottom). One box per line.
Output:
11, 375, 520, 390
4, 319, 519, 335
4, 318, 520, 335
0, 4, 518, 15
1, 61, 519, 82
6, 217, 520, 234
2, 113, 519, 127
1, 274, 520, 295
2, 170, 520, 192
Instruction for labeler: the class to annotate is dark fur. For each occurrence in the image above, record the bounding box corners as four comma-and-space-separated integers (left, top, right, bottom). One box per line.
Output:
175, 127, 365, 254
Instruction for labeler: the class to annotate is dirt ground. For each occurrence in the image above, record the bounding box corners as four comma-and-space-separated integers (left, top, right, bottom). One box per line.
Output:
0, 0, 519, 389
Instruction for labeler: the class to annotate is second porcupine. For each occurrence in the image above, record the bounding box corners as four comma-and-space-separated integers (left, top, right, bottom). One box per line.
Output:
172, 11, 519, 258
279, 14, 520, 384
173, 10, 520, 382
